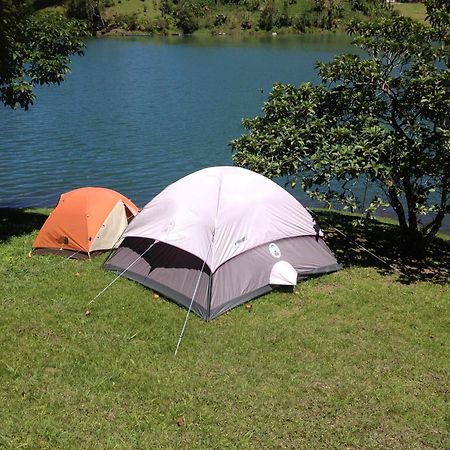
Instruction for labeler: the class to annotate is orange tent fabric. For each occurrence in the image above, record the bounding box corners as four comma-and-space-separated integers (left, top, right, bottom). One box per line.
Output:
33, 187, 139, 257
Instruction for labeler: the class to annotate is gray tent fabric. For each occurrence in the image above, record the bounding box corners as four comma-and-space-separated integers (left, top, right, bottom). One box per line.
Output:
105, 238, 212, 318
104, 167, 341, 320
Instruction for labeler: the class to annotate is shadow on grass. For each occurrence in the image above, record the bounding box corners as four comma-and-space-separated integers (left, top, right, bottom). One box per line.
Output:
1, 207, 448, 284
314, 210, 450, 285
0, 208, 48, 243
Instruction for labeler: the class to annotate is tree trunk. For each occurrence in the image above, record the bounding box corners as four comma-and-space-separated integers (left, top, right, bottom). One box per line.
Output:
387, 185, 409, 234
423, 186, 448, 239
403, 178, 420, 240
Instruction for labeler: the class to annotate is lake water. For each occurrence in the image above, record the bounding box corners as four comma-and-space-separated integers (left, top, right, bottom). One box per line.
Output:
0, 34, 353, 207
0, 34, 448, 233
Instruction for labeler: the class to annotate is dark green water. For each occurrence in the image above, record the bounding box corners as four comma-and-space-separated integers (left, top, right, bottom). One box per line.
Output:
0, 34, 354, 207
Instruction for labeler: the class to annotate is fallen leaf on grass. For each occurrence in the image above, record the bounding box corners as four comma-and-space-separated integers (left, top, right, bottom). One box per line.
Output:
176, 416, 185, 427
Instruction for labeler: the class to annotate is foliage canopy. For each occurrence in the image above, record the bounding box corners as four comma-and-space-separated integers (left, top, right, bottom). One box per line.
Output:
66, 0, 107, 32
0, 0, 86, 109
231, 0, 450, 240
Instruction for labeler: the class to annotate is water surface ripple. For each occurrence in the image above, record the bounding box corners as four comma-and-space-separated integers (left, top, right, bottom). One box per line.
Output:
1, 35, 447, 234
0, 35, 353, 207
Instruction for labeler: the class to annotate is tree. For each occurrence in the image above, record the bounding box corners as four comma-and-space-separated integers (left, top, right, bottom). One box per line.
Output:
176, 1, 199, 34
426, 0, 450, 39
67, 0, 106, 33
258, 0, 277, 31
0, 0, 86, 110
231, 1, 450, 241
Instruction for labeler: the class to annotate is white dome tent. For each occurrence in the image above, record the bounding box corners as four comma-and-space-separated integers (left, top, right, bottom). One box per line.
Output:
104, 166, 341, 320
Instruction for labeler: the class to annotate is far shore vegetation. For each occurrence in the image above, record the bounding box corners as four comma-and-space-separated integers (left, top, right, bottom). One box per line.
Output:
37, 0, 420, 37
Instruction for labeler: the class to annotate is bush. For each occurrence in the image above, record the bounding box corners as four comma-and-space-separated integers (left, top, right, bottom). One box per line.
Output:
258, 0, 277, 30
214, 14, 227, 26
155, 16, 170, 32
113, 12, 139, 30
292, 2, 343, 32
276, 0, 291, 27
312, 0, 325, 12
160, 0, 172, 15
293, 15, 307, 32
276, 13, 291, 27
139, 17, 155, 32
176, 4, 199, 33
243, 0, 260, 12
349, 0, 390, 16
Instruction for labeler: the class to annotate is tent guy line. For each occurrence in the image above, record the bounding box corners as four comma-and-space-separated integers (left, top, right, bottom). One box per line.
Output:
306, 208, 408, 278
175, 237, 214, 356
88, 241, 157, 306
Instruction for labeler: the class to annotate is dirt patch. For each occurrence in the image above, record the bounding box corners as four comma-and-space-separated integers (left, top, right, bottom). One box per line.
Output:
97, 26, 154, 37
45, 367, 62, 374
315, 283, 338, 294
276, 304, 305, 319
98, 27, 131, 36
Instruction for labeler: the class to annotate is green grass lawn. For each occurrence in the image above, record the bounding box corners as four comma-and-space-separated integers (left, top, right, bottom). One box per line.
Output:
104, 0, 162, 22
0, 208, 449, 448
393, 2, 427, 22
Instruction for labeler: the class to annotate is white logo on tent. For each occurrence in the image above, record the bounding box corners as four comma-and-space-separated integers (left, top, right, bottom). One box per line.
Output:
269, 243, 281, 258
164, 221, 175, 233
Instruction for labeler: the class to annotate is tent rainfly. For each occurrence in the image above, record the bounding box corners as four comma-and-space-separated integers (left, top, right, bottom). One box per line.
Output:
104, 167, 341, 319
33, 187, 139, 259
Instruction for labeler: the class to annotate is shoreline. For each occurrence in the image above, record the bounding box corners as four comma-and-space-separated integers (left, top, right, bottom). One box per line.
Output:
95, 26, 348, 39
1, 205, 448, 236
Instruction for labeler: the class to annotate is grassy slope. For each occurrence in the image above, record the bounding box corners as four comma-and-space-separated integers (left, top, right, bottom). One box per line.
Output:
42, 1, 427, 34
0, 208, 449, 448
100, 0, 387, 34
393, 2, 427, 22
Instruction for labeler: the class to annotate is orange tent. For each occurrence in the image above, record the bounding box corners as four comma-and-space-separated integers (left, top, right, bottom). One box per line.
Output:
33, 187, 139, 258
